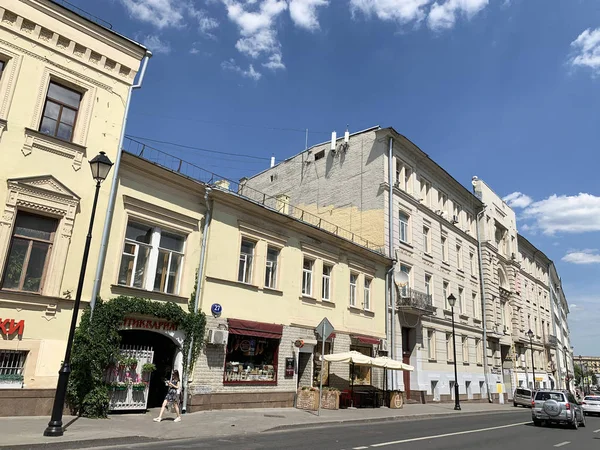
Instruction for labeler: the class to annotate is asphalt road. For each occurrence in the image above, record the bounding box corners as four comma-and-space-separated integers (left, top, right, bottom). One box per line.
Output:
94, 410, 600, 450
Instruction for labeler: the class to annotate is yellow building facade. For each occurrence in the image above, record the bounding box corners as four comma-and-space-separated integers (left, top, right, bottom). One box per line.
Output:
0, 0, 146, 414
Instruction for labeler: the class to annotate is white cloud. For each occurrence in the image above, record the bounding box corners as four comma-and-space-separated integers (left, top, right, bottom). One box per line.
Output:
569, 28, 600, 75
222, 0, 287, 69
427, 0, 488, 31
221, 58, 262, 80
562, 249, 600, 265
120, 0, 187, 28
349, 0, 430, 24
190, 47, 200, 54
289, 0, 329, 30
263, 53, 286, 70
140, 34, 171, 54
521, 193, 600, 235
503, 191, 533, 209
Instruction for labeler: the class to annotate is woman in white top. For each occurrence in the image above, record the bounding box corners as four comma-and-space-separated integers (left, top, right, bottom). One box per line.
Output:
154, 370, 181, 422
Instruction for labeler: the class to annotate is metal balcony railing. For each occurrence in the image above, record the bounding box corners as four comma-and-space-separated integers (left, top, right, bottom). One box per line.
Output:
396, 288, 435, 315
546, 334, 558, 348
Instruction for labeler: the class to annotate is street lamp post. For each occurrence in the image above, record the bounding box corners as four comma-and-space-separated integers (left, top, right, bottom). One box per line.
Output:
447, 294, 461, 411
563, 346, 570, 392
44, 152, 113, 437
527, 329, 536, 390
579, 355, 584, 394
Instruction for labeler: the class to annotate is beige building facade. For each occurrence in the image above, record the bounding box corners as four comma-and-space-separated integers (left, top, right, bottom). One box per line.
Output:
0, 0, 146, 412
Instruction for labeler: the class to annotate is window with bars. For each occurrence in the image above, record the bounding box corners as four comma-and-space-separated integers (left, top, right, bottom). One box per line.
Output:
118, 221, 185, 294
2, 212, 58, 293
265, 247, 279, 288
0, 350, 27, 376
39, 81, 82, 141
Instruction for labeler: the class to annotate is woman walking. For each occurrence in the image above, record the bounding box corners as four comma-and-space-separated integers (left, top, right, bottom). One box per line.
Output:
154, 370, 181, 422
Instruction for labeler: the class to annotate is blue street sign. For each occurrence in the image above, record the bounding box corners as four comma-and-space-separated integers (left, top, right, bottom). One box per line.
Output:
211, 303, 222, 318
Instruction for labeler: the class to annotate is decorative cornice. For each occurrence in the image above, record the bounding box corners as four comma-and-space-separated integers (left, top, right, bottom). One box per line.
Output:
22, 128, 86, 171
122, 195, 199, 233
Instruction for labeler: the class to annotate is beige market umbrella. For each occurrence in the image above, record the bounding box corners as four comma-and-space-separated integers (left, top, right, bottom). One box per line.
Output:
372, 356, 414, 371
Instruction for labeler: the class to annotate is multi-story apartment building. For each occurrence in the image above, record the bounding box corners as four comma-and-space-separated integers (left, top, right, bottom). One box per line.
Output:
575, 356, 598, 391
0, 0, 147, 413
245, 127, 492, 403
550, 263, 573, 390
514, 235, 554, 390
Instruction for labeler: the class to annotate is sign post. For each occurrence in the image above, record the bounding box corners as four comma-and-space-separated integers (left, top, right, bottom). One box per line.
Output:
315, 317, 334, 417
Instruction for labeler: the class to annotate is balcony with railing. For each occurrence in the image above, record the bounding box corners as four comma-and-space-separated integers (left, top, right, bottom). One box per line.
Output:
545, 334, 558, 348
396, 288, 435, 315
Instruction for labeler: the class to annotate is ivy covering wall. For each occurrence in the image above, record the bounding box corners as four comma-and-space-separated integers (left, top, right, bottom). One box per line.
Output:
67, 295, 206, 418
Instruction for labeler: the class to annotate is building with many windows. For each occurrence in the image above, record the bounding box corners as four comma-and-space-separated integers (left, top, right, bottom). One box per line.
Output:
550, 263, 574, 389
0, 0, 147, 413
245, 127, 492, 403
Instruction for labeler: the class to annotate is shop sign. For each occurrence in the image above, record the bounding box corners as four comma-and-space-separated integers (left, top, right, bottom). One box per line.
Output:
285, 357, 295, 377
122, 318, 178, 332
0, 319, 24, 337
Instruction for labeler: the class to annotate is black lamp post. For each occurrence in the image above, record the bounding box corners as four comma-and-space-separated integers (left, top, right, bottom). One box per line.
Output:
579, 355, 584, 394
564, 346, 570, 392
44, 152, 113, 437
447, 293, 461, 411
527, 329, 535, 390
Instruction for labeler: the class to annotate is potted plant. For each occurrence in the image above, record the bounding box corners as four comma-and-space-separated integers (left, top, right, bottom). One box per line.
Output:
132, 382, 147, 391
321, 387, 340, 410
0, 373, 24, 388
110, 381, 128, 391
142, 363, 156, 373
127, 357, 138, 370
117, 355, 127, 371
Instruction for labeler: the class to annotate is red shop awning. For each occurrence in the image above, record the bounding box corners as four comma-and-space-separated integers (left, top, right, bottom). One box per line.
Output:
352, 335, 381, 345
228, 319, 283, 339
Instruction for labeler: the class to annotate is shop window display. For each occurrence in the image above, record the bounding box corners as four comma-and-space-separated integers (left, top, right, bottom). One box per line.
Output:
350, 345, 372, 386
225, 334, 278, 383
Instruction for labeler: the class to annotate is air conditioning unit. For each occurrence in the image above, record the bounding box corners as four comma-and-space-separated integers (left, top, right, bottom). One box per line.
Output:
379, 340, 389, 352
207, 329, 229, 345
451, 215, 459, 224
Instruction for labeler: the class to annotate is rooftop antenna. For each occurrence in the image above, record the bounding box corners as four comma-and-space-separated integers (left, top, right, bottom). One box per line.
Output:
270, 155, 275, 168
305, 128, 308, 150
344, 125, 349, 144
330, 131, 337, 151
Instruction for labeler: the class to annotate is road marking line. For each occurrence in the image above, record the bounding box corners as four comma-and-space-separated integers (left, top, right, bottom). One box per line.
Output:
353, 447, 369, 449
370, 421, 530, 447
554, 442, 570, 448
594, 429, 600, 433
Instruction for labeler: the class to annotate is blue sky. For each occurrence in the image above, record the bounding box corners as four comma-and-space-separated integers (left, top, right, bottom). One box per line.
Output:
78, 0, 599, 354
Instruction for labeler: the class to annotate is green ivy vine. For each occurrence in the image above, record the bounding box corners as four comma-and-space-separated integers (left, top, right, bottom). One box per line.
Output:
67, 294, 206, 418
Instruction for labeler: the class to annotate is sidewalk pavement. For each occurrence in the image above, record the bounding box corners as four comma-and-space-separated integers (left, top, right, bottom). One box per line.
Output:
1, 402, 519, 449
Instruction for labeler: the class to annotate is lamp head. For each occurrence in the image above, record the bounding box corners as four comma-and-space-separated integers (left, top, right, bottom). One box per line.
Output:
447, 293, 456, 308
527, 329, 534, 339
89, 151, 113, 182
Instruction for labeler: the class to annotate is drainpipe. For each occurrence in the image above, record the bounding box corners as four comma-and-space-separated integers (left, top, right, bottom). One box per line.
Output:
476, 208, 493, 403
182, 187, 213, 413
89, 51, 152, 316
387, 136, 398, 390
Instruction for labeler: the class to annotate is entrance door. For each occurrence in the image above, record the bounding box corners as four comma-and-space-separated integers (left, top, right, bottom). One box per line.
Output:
297, 352, 312, 388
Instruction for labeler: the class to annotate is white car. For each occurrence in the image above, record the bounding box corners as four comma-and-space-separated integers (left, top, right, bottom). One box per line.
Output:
582, 396, 600, 416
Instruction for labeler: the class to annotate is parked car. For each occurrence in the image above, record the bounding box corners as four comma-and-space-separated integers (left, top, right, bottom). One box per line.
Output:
513, 388, 533, 408
582, 395, 600, 416
531, 390, 585, 429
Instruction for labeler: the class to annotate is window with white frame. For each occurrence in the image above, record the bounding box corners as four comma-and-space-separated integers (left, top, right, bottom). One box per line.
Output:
443, 281, 449, 309
395, 160, 412, 193
428, 329, 436, 360
364, 277, 371, 310
441, 234, 448, 262
456, 243, 463, 270
446, 333, 453, 361
118, 221, 185, 294
425, 274, 432, 298
476, 338, 482, 364
462, 336, 469, 363
458, 287, 464, 314
302, 258, 314, 296
469, 251, 475, 276
349, 272, 358, 306
399, 212, 409, 244
472, 292, 478, 319
265, 246, 279, 289
400, 264, 411, 297
423, 226, 431, 254
438, 191, 448, 215
237, 238, 255, 284
322, 264, 332, 301
420, 178, 431, 206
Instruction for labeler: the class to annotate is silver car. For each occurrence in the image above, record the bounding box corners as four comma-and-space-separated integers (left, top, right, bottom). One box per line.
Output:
513, 388, 533, 407
531, 390, 586, 429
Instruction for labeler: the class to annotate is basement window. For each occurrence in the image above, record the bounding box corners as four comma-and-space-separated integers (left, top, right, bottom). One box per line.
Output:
314, 150, 325, 161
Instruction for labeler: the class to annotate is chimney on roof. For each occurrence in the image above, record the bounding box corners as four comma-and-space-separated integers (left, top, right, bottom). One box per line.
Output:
270, 155, 275, 168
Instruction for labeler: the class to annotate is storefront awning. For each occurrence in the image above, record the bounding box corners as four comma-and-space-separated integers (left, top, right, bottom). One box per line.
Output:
352, 335, 381, 345
228, 319, 283, 339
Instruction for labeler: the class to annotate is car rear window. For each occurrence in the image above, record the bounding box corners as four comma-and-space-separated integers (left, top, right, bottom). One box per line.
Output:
584, 396, 600, 401
535, 392, 564, 401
